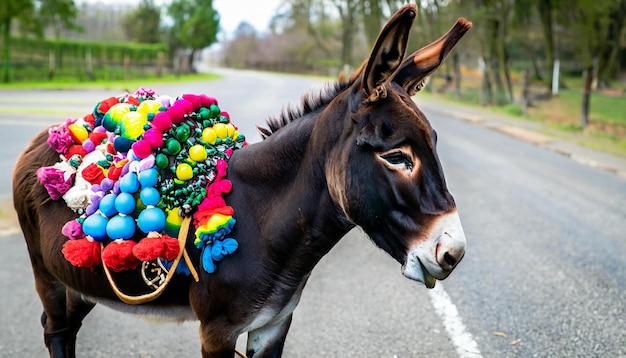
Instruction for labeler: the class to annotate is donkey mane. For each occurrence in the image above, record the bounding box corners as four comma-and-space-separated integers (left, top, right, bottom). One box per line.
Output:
258, 79, 351, 139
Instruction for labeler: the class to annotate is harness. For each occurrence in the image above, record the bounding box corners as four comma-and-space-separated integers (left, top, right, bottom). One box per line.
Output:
37, 88, 246, 303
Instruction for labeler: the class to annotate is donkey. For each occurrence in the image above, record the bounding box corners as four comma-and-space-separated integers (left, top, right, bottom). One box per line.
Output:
12, 4, 471, 358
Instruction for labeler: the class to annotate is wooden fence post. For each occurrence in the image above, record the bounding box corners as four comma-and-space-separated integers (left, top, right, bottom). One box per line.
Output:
85, 49, 94, 81
49, 50, 55, 80
124, 54, 130, 81
521, 70, 530, 115
157, 51, 164, 78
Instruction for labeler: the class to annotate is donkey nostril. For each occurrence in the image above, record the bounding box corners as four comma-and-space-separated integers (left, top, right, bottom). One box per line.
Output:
443, 252, 457, 267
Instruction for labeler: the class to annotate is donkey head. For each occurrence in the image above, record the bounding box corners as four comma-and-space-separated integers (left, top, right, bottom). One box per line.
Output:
326, 5, 472, 288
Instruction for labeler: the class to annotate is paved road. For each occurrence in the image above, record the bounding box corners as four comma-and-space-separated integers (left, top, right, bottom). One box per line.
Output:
0, 69, 624, 357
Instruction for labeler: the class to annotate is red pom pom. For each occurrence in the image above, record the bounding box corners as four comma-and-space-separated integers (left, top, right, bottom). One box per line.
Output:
125, 96, 140, 106
83, 113, 96, 127
62, 238, 101, 268
97, 97, 120, 115
65, 144, 87, 158
82, 163, 105, 185
102, 240, 139, 272
133, 235, 180, 261
161, 235, 180, 261
89, 131, 108, 145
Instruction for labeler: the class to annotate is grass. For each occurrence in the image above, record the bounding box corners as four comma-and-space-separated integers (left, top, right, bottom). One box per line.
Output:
424, 75, 626, 157
0, 72, 222, 91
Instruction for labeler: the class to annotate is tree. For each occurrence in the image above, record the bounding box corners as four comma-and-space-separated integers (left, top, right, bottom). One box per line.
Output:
123, 0, 162, 44
0, 0, 78, 82
167, 0, 219, 73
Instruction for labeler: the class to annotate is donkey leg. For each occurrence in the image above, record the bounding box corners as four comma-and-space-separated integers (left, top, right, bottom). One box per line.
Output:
63, 289, 96, 357
33, 269, 70, 357
246, 314, 293, 358
198, 321, 239, 358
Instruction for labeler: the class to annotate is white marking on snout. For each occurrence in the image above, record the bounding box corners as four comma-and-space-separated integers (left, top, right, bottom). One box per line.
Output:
402, 210, 466, 287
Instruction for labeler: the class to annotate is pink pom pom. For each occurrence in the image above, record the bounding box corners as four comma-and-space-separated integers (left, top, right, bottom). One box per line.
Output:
182, 94, 202, 110
152, 112, 173, 132
200, 95, 218, 108
220, 111, 230, 119
62, 220, 84, 240
143, 128, 164, 148
167, 103, 186, 125
131, 140, 152, 159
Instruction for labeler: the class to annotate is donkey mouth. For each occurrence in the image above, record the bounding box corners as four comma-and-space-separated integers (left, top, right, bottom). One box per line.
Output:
402, 254, 437, 289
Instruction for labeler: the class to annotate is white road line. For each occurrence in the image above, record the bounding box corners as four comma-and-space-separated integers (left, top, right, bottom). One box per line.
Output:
428, 283, 483, 358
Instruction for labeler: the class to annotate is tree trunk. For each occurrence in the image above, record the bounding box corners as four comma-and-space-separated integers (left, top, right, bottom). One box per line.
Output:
452, 52, 461, 99
479, 57, 492, 106
2, 18, 11, 83
337, 0, 358, 68
360, 0, 383, 48
188, 48, 197, 73
581, 68, 593, 128
537, 0, 555, 93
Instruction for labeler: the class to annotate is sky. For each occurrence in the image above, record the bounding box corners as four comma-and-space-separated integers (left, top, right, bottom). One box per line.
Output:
214, 0, 283, 36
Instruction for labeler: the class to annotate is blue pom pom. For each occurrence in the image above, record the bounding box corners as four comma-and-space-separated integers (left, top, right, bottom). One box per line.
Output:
82, 214, 108, 241
106, 214, 135, 240
139, 168, 159, 188
115, 192, 136, 215
201, 246, 216, 273
139, 187, 160, 206
137, 207, 166, 233
99, 193, 118, 217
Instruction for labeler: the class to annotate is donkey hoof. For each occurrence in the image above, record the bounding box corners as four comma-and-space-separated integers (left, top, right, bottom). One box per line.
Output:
40, 311, 47, 328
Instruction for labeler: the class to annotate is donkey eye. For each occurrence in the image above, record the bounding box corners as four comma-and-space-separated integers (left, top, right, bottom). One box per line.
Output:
381, 151, 414, 171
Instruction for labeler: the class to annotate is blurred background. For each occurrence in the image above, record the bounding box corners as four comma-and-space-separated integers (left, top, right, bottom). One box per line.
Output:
1, 0, 625, 152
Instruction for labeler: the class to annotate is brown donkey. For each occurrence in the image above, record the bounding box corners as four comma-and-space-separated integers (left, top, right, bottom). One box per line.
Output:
13, 5, 471, 357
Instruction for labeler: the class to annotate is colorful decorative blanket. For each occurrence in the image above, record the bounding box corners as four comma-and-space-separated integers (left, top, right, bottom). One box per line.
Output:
37, 88, 247, 275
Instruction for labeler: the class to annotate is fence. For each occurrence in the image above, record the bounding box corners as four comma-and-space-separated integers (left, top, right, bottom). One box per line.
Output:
2, 38, 169, 82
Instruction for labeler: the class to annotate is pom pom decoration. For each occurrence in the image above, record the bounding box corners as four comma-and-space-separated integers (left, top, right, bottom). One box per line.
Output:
38, 88, 246, 275
133, 233, 179, 262
62, 237, 102, 268
102, 240, 139, 272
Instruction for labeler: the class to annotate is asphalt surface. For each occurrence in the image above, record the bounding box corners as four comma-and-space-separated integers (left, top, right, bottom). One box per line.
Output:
0, 68, 624, 357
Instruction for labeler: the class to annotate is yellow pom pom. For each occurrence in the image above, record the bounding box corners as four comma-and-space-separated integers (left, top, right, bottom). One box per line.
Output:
214, 123, 227, 140
189, 144, 207, 162
120, 111, 148, 139
176, 163, 193, 181
68, 123, 88, 143
136, 100, 162, 115
201, 127, 217, 145
225, 123, 236, 138
108, 103, 132, 122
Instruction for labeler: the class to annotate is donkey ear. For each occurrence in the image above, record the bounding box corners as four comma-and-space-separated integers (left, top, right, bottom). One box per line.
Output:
359, 4, 417, 101
393, 18, 472, 96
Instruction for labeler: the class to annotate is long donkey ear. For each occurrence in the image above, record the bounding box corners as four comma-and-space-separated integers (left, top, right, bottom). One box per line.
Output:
358, 4, 417, 102
393, 18, 472, 96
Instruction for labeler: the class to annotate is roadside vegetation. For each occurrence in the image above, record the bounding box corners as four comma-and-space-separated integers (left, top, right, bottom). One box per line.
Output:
1, 0, 624, 156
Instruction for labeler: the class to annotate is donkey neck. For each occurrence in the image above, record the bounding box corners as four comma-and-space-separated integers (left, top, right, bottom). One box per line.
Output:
228, 100, 354, 278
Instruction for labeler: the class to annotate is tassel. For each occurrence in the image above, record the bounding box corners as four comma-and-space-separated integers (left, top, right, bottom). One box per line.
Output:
133, 233, 180, 262
62, 237, 101, 268
102, 240, 139, 272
